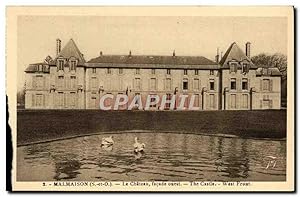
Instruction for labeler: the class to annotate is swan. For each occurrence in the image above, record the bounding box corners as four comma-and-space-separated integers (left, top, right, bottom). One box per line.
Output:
265, 156, 277, 169
133, 137, 145, 153
101, 136, 114, 146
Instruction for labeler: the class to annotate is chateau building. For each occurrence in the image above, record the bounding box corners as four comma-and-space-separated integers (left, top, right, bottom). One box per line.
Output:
24, 39, 282, 110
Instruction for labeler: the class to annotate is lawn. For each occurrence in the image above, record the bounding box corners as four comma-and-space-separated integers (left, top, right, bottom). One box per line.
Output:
16, 110, 286, 146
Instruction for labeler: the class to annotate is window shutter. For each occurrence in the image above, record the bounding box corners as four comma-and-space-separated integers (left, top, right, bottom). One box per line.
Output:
235, 64, 238, 72
43, 77, 45, 89
32, 94, 35, 107
133, 79, 135, 90
32, 77, 36, 88
260, 79, 262, 91
260, 100, 262, 109
237, 78, 241, 91
207, 79, 209, 91
248, 79, 250, 90
270, 79, 273, 91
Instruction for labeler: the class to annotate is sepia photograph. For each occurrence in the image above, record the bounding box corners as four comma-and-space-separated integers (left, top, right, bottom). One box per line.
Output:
6, 6, 294, 192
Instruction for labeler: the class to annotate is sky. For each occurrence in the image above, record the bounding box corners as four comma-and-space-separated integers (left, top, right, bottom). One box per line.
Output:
17, 16, 287, 90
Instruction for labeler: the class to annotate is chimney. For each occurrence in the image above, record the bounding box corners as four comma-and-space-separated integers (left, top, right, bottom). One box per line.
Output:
246, 42, 251, 58
100, 51, 103, 56
56, 39, 61, 55
129, 50, 132, 57
172, 50, 176, 57
215, 48, 219, 63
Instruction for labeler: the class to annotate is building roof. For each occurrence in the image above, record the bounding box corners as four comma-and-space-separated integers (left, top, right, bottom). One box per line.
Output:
51, 39, 86, 65
25, 63, 50, 73
86, 55, 218, 69
219, 42, 256, 68
256, 67, 282, 76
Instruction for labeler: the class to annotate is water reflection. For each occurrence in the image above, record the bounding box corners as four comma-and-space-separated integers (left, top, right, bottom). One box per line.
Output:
17, 132, 286, 181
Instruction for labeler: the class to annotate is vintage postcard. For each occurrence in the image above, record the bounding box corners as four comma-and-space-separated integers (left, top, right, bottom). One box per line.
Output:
7, 6, 294, 192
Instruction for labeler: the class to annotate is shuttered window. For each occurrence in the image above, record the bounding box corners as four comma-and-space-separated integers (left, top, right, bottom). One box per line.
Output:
166, 78, 171, 90
263, 79, 270, 91
193, 79, 200, 90
150, 78, 156, 90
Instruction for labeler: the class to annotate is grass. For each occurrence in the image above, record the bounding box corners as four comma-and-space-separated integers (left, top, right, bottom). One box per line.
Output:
16, 110, 286, 146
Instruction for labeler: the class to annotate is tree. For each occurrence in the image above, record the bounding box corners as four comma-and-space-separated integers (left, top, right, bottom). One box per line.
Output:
17, 82, 26, 108
251, 53, 287, 107
251, 53, 287, 80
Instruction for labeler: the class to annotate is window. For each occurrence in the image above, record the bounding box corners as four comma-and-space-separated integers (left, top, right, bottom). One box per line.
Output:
150, 95, 157, 107
242, 79, 248, 90
231, 78, 236, 90
193, 79, 200, 90
263, 95, 269, 100
166, 78, 171, 90
57, 92, 64, 107
70, 60, 76, 71
183, 79, 188, 90
136, 68, 140, 75
119, 68, 123, 74
184, 69, 188, 75
209, 94, 215, 109
167, 69, 171, 75
70, 76, 76, 89
166, 94, 172, 109
135, 93, 141, 105
91, 92, 97, 108
35, 94, 44, 107
194, 94, 200, 107
91, 77, 98, 89
58, 60, 64, 71
242, 63, 249, 73
58, 76, 64, 88
38, 65, 43, 72
210, 70, 214, 75
35, 75, 44, 89
135, 78, 141, 90
230, 62, 237, 73
107, 68, 111, 74
150, 78, 156, 90
69, 92, 76, 107
151, 69, 155, 75
210, 80, 214, 90
230, 94, 236, 109
195, 70, 199, 75
242, 94, 248, 108
263, 79, 270, 91
92, 68, 96, 73
119, 78, 123, 90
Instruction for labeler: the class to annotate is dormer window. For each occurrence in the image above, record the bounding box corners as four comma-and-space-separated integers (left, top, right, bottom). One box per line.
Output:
229, 62, 238, 73
58, 60, 64, 71
70, 60, 76, 71
38, 64, 43, 72
242, 63, 249, 73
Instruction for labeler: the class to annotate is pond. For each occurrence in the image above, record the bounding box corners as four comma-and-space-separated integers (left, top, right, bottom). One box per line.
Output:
17, 132, 286, 181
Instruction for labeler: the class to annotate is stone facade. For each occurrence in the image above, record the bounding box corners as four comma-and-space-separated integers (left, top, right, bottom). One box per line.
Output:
24, 39, 282, 110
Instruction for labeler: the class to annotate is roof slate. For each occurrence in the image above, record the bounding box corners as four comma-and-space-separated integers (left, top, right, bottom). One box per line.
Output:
52, 39, 86, 65
25, 63, 50, 73
219, 42, 255, 68
256, 67, 282, 76
87, 55, 217, 66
